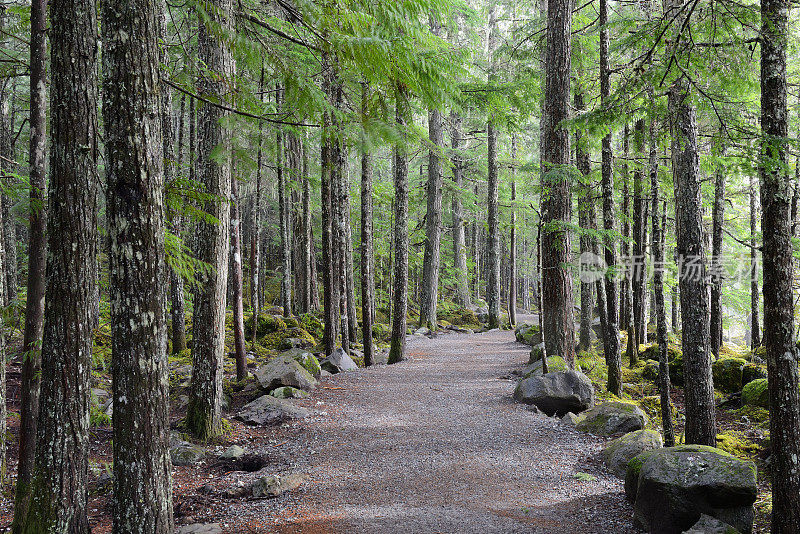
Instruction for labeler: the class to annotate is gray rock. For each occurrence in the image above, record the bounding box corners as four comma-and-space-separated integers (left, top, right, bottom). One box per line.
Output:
220, 445, 246, 460
320, 348, 358, 373
513, 370, 595, 416
575, 401, 648, 436
561, 412, 579, 427
254, 355, 318, 392
270, 386, 309, 399
414, 327, 430, 336
90, 388, 110, 407
682, 514, 741, 534
170, 442, 205, 466
280, 337, 314, 350
247, 473, 307, 498
235, 395, 310, 426
372, 350, 389, 365
627, 445, 757, 534
601, 429, 663, 477
176, 523, 223, 534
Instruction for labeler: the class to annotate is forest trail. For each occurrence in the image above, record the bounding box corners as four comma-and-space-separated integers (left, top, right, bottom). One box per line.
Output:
216, 323, 637, 533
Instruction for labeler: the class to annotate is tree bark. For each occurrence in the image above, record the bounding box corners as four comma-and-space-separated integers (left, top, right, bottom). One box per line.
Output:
388, 82, 409, 364
760, 0, 800, 526
509, 134, 517, 326
22, 0, 98, 526
631, 118, 646, 363
576, 89, 593, 353
187, 0, 233, 441
250, 67, 264, 337
669, 78, 716, 446
169, 95, 187, 355
653, 196, 675, 446
451, 113, 471, 308
360, 83, 374, 366
486, 5, 501, 330
13, 0, 46, 522
102, 0, 174, 527
710, 135, 726, 359
230, 173, 247, 381
750, 171, 760, 347
277, 85, 292, 317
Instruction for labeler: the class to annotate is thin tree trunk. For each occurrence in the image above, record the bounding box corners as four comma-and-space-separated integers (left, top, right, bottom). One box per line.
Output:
342, 154, 357, 346
509, 134, 517, 326
486, 6, 501, 330
750, 171, 760, 347
760, 0, 800, 526
103, 0, 173, 527
22, 0, 98, 526
187, 0, 233, 441
301, 134, 312, 314
230, 173, 247, 380
710, 134, 726, 359
169, 95, 188, 355
631, 118, 646, 364
250, 66, 264, 336
576, 89, 593, 353
388, 82, 409, 364
654, 196, 674, 446
321, 103, 337, 354
360, 82, 374, 366
277, 85, 292, 316
451, 113, 470, 308
13, 0, 46, 520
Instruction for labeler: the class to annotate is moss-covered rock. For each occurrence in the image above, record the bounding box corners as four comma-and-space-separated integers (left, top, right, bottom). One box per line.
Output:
245, 314, 287, 338
626, 445, 757, 534
299, 313, 324, 340
668, 352, 684, 386
741, 378, 768, 409
575, 401, 647, 436
278, 327, 316, 350
269, 386, 309, 399
741, 363, 766, 387
529, 344, 544, 364
642, 360, 659, 382
602, 429, 663, 477
712, 358, 747, 393
284, 317, 300, 328
637, 395, 678, 423
641, 342, 682, 363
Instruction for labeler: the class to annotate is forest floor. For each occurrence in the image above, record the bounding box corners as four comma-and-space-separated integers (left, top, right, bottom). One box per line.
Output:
178, 321, 637, 533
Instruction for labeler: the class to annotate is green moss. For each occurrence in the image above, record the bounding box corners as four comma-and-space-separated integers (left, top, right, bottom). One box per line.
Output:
735, 404, 770, 429
245, 313, 287, 338
296, 314, 322, 339
742, 363, 767, 386
637, 395, 677, 423
742, 378, 769, 409
278, 327, 316, 349
89, 404, 111, 427
715, 431, 761, 459
372, 323, 390, 342
712, 357, 747, 393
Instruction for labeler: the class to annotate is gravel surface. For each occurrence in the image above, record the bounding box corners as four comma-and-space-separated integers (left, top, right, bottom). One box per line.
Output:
214, 324, 638, 533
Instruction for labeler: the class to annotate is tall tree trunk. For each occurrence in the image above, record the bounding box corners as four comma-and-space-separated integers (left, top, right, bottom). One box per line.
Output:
13, 0, 46, 521
342, 153, 357, 346
509, 134, 517, 326
301, 134, 313, 314
388, 82, 409, 364
321, 105, 337, 354
631, 118, 646, 364
277, 86, 292, 316
669, 78, 716, 446
230, 173, 247, 380
486, 6, 501, 329
360, 83, 374, 366
541, 0, 574, 365
576, 89, 593, 353
187, 0, 233, 440
750, 171, 760, 347
710, 134, 726, 359
22, 0, 98, 526
103, 0, 173, 528
169, 96, 188, 355
451, 113, 470, 308
654, 196, 675, 446
760, 0, 800, 526
250, 67, 264, 335
600, 0, 621, 395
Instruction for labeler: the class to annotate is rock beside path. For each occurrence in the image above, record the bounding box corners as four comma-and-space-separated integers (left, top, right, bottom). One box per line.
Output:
321, 348, 359, 373
682, 514, 741, 534
626, 445, 757, 534
227, 473, 307, 499
254, 355, 318, 392
575, 401, 647, 436
171, 442, 205, 466
513, 370, 595, 416
601, 429, 663, 477
235, 395, 310, 426
176, 524, 222, 534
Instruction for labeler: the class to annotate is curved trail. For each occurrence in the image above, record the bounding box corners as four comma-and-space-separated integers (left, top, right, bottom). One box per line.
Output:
218, 325, 636, 533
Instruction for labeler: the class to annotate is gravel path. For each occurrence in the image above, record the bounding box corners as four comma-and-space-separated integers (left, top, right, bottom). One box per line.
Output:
216, 325, 637, 533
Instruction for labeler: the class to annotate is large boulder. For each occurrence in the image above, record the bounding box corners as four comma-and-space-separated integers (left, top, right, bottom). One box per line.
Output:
712, 358, 747, 393
254, 355, 318, 392
575, 401, 647, 436
235, 395, 310, 426
170, 442, 205, 466
513, 370, 595, 416
320, 348, 358, 373
515, 322, 542, 347
642, 360, 660, 382
741, 378, 768, 409
601, 429, 663, 477
626, 445, 757, 534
